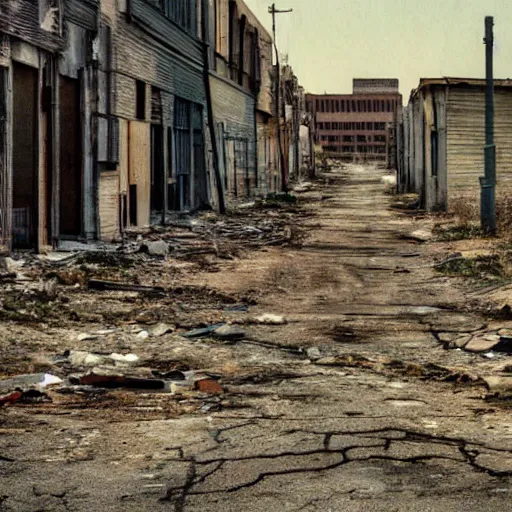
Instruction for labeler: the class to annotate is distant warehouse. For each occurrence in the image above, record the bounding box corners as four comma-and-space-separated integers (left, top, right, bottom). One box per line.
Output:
306, 79, 402, 168
400, 78, 512, 211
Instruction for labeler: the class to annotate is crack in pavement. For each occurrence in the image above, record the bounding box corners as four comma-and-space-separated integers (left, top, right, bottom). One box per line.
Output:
158, 426, 512, 510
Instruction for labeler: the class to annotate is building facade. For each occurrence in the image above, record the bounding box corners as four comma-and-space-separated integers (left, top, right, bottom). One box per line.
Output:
0, 0, 309, 254
307, 79, 402, 168
400, 78, 512, 211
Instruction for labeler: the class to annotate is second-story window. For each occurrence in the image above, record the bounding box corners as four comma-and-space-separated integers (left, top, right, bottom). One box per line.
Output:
161, 0, 196, 36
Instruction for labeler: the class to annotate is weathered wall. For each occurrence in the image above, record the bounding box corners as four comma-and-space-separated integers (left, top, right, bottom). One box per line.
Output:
210, 73, 256, 199
446, 86, 512, 208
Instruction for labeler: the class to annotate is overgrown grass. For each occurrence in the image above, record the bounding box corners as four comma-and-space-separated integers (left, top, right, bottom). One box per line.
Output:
433, 224, 484, 241
436, 254, 505, 283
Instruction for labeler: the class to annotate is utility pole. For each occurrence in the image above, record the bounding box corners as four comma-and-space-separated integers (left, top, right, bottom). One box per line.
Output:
269, 3, 292, 193
481, 16, 496, 233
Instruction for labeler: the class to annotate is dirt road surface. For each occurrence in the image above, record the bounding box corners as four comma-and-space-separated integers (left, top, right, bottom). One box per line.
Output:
2, 164, 512, 511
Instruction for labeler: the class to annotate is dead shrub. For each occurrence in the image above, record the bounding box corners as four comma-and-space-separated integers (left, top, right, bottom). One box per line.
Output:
496, 194, 512, 241
449, 196, 479, 225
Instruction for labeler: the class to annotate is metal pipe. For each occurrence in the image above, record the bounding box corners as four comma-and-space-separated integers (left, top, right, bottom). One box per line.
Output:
481, 15, 496, 234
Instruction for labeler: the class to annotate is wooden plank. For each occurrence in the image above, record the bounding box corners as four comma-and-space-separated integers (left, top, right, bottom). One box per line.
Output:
99, 171, 120, 242
128, 121, 151, 227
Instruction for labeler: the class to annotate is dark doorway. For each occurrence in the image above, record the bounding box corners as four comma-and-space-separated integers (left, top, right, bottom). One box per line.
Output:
150, 124, 164, 213
12, 62, 38, 248
59, 75, 82, 237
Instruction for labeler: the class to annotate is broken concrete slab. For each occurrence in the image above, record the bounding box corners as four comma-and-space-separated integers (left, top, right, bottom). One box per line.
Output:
438, 332, 457, 344
465, 335, 501, 353
454, 335, 473, 349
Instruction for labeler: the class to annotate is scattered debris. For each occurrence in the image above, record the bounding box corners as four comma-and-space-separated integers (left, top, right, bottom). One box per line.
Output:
140, 240, 169, 256
306, 347, 322, 361
76, 333, 98, 342
137, 331, 150, 340
402, 229, 433, 243
182, 324, 226, 339
88, 279, 166, 294
483, 376, 512, 398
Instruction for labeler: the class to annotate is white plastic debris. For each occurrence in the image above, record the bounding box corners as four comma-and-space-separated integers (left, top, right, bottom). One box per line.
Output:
256, 314, 287, 325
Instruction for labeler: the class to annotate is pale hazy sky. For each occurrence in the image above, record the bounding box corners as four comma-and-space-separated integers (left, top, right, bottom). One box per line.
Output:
245, 0, 512, 101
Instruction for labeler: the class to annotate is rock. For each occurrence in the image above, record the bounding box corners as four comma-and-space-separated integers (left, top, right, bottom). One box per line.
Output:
483, 376, 512, 397
306, 347, 322, 361
465, 336, 501, 353
76, 333, 98, 342
408, 229, 432, 242
96, 329, 116, 335
256, 313, 287, 325
137, 330, 150, 340
213, 324, 246, 340
69, 351, 106, 367
438, 332, 456, 344
454, 335, 472, 349
141, 241, 169, 256
110, 353, 140, 366
151, 323, 175, 337
170, 381, 193, 394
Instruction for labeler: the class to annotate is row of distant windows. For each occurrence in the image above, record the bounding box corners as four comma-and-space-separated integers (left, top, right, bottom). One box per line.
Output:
322, 145, 387, 155
317, 122, 387, 131
310, 98, 399, 114
320, 135, 387, 143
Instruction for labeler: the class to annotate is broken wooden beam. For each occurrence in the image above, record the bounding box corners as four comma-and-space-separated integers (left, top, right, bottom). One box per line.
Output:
87, 279, 165, 294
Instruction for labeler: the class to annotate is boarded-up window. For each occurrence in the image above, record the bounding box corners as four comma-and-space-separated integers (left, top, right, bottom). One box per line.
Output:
151, 87, 162, 124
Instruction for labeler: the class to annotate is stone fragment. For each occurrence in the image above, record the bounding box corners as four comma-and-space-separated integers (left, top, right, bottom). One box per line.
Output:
76, 333, 98, 342
454, 335, 472, 349
408, 229, 432, 242
151, 323, 175, 337
110, 353, 140, 366
141, 241, 169, 256
306, 347, 322, 361
170, 382, 193, 394
213, 324, 246, 340
256, 313, 287, 325
465, 336, 501, 353
137, 330, 150, 340
438, 332, 456, 344
483, 376, 512, 397
69, 351, 106, 367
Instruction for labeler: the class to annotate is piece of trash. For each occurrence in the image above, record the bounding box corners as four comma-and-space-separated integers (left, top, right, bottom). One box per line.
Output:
0, 391, 23, 406
225, 304, 250, 313
256, 314, 287, 325
110, 353, 140, 365
0, 373, 63, 392
194, 378, 223, 394
76, 369, 165, 390
88, 279, 165, 294
484, 352, 496, 359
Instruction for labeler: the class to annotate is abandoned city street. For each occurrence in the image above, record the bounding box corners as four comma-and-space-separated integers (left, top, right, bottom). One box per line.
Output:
1, 164, 512, 511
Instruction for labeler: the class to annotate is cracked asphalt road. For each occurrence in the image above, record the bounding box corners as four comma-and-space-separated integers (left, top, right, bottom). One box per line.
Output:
2, 164, 512, 511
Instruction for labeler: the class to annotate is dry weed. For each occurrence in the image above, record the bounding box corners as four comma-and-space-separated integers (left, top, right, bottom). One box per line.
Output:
449, 196, 479, 225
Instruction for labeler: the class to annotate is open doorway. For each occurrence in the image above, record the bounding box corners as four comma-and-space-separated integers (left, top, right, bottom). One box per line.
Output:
12, 62, 38, 248
59, 75, 82, 237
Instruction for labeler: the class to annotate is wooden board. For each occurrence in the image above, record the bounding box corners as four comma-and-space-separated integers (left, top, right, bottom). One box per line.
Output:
128, 121, 150, 227
99, 171, 120, 242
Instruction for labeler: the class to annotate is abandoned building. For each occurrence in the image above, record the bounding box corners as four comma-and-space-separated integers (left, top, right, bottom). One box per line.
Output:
207, 0, 278, 200
0, 0, 311, 254
306, 78, 402, 168
399, 78, 512, 211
